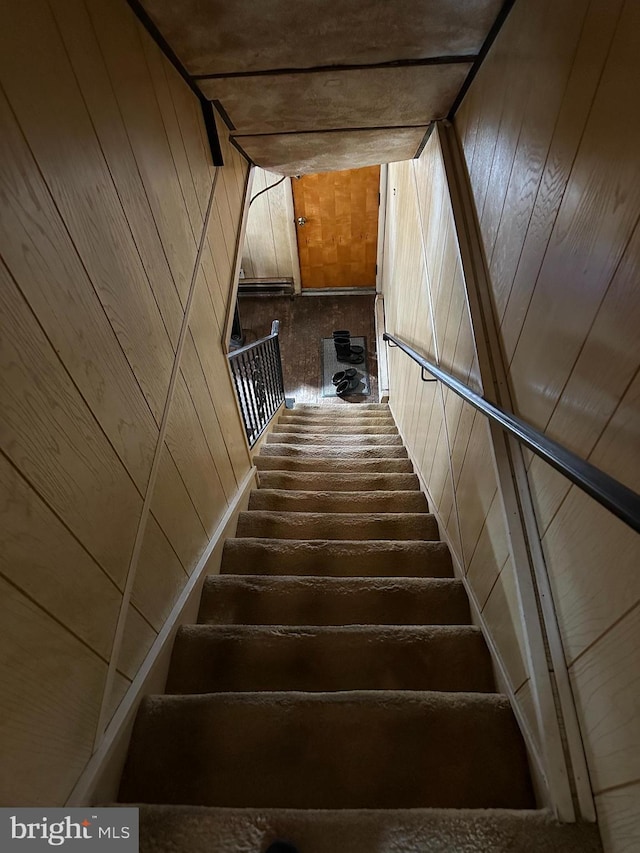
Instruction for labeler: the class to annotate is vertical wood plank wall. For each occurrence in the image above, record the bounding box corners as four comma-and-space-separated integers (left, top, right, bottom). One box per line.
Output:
382, 139, 535, 758
455, 0, 640, 848
0, 0, 250, 806
241, 168, 295, 279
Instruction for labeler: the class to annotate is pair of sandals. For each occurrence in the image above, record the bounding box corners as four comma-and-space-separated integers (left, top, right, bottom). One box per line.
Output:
333, 329, 364, 365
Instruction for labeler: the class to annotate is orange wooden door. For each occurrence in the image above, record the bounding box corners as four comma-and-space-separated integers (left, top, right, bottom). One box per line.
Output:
292, 166, 380, 289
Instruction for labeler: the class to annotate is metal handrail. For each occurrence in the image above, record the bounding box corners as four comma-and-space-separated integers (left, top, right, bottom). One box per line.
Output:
228, 320, 285, 447
384, 331, 640, 535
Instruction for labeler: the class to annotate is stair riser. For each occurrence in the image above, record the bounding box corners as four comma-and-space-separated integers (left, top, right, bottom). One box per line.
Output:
279, 416, 395, 427
198, 577, 470, 626
273, 424, 398, 435
266, 433, 403, 445
256, 471, 420, 491
293, 404, 389, 411
259, 445, 408, 458
236, 511, 439, 541
255, 457, 414, 473
247, 489, 428, 513
166, 627, 494, 694
120, 691, 534, 809
221, 539, 453, 578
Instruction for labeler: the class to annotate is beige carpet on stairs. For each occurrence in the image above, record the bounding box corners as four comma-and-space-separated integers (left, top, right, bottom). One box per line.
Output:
118, 402, 602, 852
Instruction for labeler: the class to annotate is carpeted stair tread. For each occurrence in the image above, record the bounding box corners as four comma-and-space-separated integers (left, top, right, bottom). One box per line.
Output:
257, 470, 420, 491
259, 443, 409, 458
221, 538, 453, 577
132, 805, 603, 853
266, 431, 403, 445
236, 511, 439, 541
166, 624, 493, 694
273, 422, 399, 434
119, 690, 534, 809
198, 575, 470, 626
248, 489, 428, 513
255, 456, 414, 473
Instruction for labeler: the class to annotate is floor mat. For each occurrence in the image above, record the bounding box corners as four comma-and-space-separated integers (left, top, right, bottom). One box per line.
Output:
321, 337, 370, 397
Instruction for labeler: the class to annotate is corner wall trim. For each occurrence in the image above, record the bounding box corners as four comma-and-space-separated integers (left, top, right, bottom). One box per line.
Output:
66, 465, 257, 807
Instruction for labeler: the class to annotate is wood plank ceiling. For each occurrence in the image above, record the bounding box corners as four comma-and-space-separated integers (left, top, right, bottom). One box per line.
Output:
137, 0, 506, 174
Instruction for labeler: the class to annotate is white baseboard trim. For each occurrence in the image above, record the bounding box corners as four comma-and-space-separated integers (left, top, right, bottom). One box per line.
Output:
66, 465, 257, 807
389, 404, 551, 810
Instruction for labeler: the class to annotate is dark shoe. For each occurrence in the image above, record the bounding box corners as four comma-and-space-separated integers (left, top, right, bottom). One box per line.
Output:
338, 352, 364, 365
264, 843, 299, 853
334, 336, 352, 360
336, 376, 360, 396
332, 370, 347, 385
332, 329, 350, 338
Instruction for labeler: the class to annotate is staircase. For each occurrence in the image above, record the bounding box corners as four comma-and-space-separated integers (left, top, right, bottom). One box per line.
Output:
119, 403, 602, 852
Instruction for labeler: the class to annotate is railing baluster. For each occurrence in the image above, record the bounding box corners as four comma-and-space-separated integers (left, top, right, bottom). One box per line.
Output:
227, 320, 286, 448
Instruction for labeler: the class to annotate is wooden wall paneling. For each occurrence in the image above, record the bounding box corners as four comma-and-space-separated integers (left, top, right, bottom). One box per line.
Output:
245, 169, 280, 278
0, 453, 121, 660
164, 376, 229, 536
104, 672, 132, 729
137, 24, 204, 239
465, 1, 523, 220
499, 0, 624, 363
180, 332, 237, 500
0, 260, 141, 585
525, 222, 640, 528
476, 0, 550, 262
466, 492, 510, 608
130, 514, 188, 631
115, 602, 158, 681
188, 272, 251, 481
486, 0, 591, 324
241, 231, 256, 278
215, 173, 241, 269
0, 0, 175, 423
426, 417, 451, 507
439, 266, 468, 377
455, 416, 499, 563
85, 0, 200, 303
208, 203, 234, 302
49, 0, 185, 349
150, 443, 209, 571
0, 576, 107, 805
569, 604, 640, 794
165, 60, 215, 216
542, 488, 640, 665
269, 176, 296, 277
481, 556, 529, 692
595, 781, 640, 853
446, 393, 477, 488
0, 89, 158, 492
529, 359, 640, 536
508, 0, 640, 430
515, 679, 541, 750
